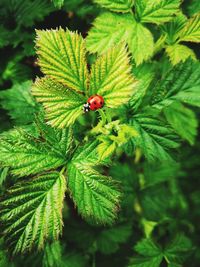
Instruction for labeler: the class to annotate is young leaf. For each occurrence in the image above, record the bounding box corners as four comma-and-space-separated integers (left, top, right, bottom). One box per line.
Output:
178, 13, 200, 43
129, 21, 154, 65
0, 171, 66, 254
51, 0, 64, 8
32, 77, 85, 128
130, 114, 179, 162
89, 44, 137, 106
150, 59, 200, 109
36, 28, 88, 93
0, 120, 71, 177
166, 44, 196, 65
86, 12, 133, 54
94, 0, 133, 13
164, 102, 198, 145
0, 81, 39, 125
67, 142, 121, 224
135, 0, 181, 25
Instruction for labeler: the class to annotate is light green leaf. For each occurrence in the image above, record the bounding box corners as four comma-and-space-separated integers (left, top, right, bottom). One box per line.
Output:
135, 0, 181, 25
129, 21, 154, 65
164, 102, 198, 145
0, 81, 39, 125
0, 119, 72, 177
178, 13, 200, 43
150, 59, 200, 108
166, 44, 196, 65
86, 12, 133, 54
97, 138, 116, 161
94, 0, 133, 13
89, 44, 137, 106
32, 77, 85, 128
130, 115, 179, 162
0, 171, 66, 254
67, 142, 121, 224
36, 28, 88, 93
51, 0, 64, 8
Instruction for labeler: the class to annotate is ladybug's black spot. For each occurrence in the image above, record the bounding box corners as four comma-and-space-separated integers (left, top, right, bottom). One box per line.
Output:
100, 101, 102, 105
94, 101, 97, 105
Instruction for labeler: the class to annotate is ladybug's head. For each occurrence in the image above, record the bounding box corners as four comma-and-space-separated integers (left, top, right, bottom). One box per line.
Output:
83, 102, 90, 113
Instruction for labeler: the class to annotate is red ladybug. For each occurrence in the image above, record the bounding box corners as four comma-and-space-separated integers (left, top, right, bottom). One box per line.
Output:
83, 95, 104, 112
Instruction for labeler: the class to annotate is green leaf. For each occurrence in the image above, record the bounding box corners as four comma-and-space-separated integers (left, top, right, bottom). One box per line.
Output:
150, 59, 200, 108
89, 44, 137, 106
0, 119, 72, 177
135, 0, 181, 25
178, 13, 200, 43
86, 12, 133, 54
129, 239, 163, 267
166, 44, 196, 65
51, 0, 64, 8
32, 77, 85, 128
0, 81, 39, 125
97, 223, 132, 254
129, 21, 154, 65
43, 241, 63, 267
94, 0, 133, 13
67, 142, 121, 224
36, 28, 88, 93
129, 256, 163, 267
164, 102, 198, 145
130, 114, 179, 161
164, 235, 193, 264
0, 171, 66, 254
187, 0, 200, 16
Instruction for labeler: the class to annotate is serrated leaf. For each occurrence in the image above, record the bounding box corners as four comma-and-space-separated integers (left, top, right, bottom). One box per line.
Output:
89, 44, 137, 106
67, 142, 121, 224
32, 77, 85, 128
166, 44, 196, 65
129, 256, 163, 267
36, 28, 88, 93
94, 0, 133, 13
0, 171, 66, 254
164, 102, 198, 145
178, 13, 200, 43
150, 59, 200, 108
0, 120, 72, 177
135, 0, 181, 25
130, 115, 179, 162
43, 241, 63, 267
86, 12, 133, 54
0, 81, 39, 125
129, 21, 154, 65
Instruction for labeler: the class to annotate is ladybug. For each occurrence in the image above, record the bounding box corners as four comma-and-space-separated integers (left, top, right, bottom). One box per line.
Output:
83, 95, 104, 112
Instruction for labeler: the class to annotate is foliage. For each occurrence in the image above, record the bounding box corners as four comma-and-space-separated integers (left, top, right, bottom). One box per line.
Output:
0, 0, 199, 266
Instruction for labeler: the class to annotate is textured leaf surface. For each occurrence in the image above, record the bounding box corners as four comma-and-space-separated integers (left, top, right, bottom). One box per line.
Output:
164, 102, 198, 145
130, 115, 179, 161
178, 13, 200, 43
0, 172, 66, 254
135, 0, 181, 24
0, 81, 39, 125
36, 28, 88, 93
0, 119, 72, 177
166, 44, 196, 65
94, 0, 133, 13
86, 12, 132, 54
67, 142, 121, 224
151, 59, 200, 108
129, 21, 154, 65
89, 44, 137, 106
32, 77, 85, 128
